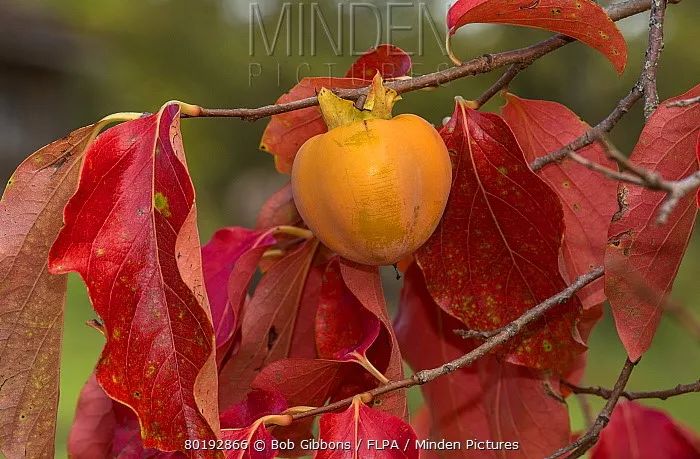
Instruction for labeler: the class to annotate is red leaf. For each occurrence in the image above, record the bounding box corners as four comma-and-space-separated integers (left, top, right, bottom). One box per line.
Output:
260, 78, 369, 173
218, 239, 319, 409
255, 183, 300, 229
69, 375, 184, 459
222, 423, 276, 459
339, 259, 406, 416
590, 401, 700, 459
345, 44, 412, 80
251, 358, 346, 455
0, 124, 94, 458
447, 0, 627, 73
203, 227, 274, 360
395, 265, 571, 458
416, 99, 585, 372
68, 374, 117, 459
316, 398, 419, 459
316, 259, 381, 361
605, 84, 700, 361
48, 104, 220, 451
288, 257, 327, 359
220, 388, 288, 429
502, 94, 618, 309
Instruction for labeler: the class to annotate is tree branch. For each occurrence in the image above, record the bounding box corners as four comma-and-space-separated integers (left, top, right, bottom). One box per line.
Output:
474, 63, 526, 109
563, 379, 700, 400
289, 266, 604, 422
668, 96, 700, 107
547, 359, 638, 459
182, 0, 669, 122
529, 86, 643, 171
641, 0, 668, 119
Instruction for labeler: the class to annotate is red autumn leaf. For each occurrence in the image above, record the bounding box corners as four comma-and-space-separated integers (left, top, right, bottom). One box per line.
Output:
255, 183, 301, 229
316, 398, 419, 459
220, 388, 288, 429
288, 256, 329, 359
251, 358, 346, 455
447, 0, 627, 73
222, 423, 277, 459
501, 94, 618, 309
346, 44, 412, 80
48, 103, 220, 452
697, 132, 700, 206
218, 239, 320, 409
339, 259, 406, 416
69, 374, 184, 459
605, 83, 700, 361
68, 374, 116, 459
316, 258, 381, 361
260, 78, 369, 173
395, 265, 571, 458
203, 227, 275, 360
590, 401, 700, 459
416, 99, 585, 372
0, 124, 94, 458
409, 407, 440, 459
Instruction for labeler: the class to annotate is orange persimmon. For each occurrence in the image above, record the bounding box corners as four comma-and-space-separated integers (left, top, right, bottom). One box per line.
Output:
291, 75, 452, 265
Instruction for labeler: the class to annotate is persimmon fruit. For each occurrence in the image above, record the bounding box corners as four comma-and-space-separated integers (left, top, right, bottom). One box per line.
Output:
291, 76, 452, 266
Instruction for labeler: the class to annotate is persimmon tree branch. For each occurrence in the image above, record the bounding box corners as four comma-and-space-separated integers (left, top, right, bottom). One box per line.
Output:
531, 0, 699, 224
182, 0, 672, 122
668, 96, 700, 107
288, 266, 604, 422
562, 379, 700, 400
532, 0, 670, 170
547, 359, 638, 459
641, 0, 667, 119
473, 63, 527, 109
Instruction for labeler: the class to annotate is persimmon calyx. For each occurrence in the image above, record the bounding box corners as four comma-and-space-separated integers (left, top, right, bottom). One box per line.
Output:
318, 73, 400, 130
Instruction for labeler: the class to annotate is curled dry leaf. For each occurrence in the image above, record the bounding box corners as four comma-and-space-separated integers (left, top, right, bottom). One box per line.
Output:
48, 103, 220, 453
416, 99, 585, 373
316, 397, 419, 459
0, 124, 94, 458
605, 83, 700, 362
395, 265, 570, 458
590, 401, 700, 459
447, 0, 627, 73
502, 94, 617, 310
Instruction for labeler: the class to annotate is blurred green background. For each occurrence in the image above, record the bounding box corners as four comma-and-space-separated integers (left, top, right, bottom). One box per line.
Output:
0, 0, 698, 456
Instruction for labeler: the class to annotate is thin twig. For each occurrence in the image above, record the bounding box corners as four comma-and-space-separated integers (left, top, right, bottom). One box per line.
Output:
530, 86, 643, 171
641, 0, 668, 119
668, 96, 700, 107
180, 0, 668, 122
563, 379, 700, 400
547, 359, 638, 459
290, 267, 604, 422
657, 171, 700, 223
474, 64, 526, 108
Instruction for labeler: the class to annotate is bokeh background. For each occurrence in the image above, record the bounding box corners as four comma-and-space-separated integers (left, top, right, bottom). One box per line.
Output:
0, 0, 698, 456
